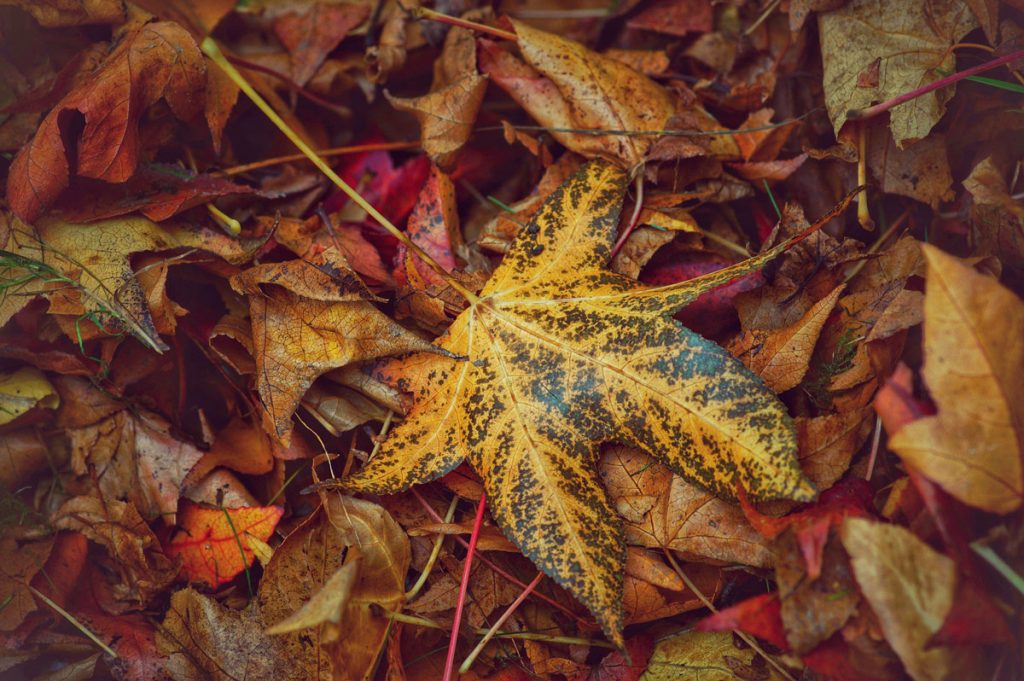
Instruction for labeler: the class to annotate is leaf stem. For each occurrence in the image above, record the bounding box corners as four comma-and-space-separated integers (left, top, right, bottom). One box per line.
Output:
609, 174, 645, 261
200, 37, 480, 306
412, 6, 517, 41
442, 492, 487, 681
383, 610, 616, 648
405, 495, 459, 600
847, 49, 1024, 122
459, 571, 544, 673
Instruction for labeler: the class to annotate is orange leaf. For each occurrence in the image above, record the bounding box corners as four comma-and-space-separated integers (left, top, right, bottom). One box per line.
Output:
165, 501, 283, 587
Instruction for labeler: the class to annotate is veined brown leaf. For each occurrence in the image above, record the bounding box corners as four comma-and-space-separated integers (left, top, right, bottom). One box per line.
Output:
328, 160, 855, 645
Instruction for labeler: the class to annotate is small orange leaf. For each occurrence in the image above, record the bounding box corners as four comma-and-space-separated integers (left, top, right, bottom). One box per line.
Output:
165, 501, 283, 587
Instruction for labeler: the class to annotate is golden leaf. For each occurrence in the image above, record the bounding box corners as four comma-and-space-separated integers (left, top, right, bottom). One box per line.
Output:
889, 245, 1024, 514
480, 20, 675, 168
331, 161, 854, 643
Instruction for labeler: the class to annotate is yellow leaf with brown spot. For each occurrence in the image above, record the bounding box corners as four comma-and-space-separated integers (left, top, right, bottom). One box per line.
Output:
328, 161, 856, 644
889, 245, 1024, 514
0, 366, 58, 425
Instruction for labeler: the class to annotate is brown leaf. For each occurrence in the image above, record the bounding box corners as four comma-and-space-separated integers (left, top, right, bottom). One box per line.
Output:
52, 496, 178, 607
796, 407, 874, 491
729, 284, 844, 393
889, 245, 1024, 514
819, 0, 977, 146
273, 2, 369, 85
387, 24, 487, 169
0, 536, 53, 632
68, 408, 203, 521
963, 156, 1024, 268
2, 0, 125, 27
600, 446, 772, 567
867, 129, 954, 209
7, 22, 207, 221
627, 0, 712, 37
841, 517, 958, 681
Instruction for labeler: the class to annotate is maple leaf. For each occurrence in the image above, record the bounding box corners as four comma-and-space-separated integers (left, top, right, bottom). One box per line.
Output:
329, 161, 853, 644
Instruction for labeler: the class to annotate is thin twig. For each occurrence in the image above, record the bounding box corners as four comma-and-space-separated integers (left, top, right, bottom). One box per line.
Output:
383, 610, 617, 648
609, 174, 645, 260
406, 496, 460, 600
442, 493, 487, 681
460, 572, 544, 673
218, 141, 419, 176
200, 38, 480, 305
30, 586, 118, 658
847, 49, 1024, 121
412, 6, 517, 41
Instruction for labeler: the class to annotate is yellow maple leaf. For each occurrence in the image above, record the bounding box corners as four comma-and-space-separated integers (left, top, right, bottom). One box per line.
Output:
323, 161, 857, 644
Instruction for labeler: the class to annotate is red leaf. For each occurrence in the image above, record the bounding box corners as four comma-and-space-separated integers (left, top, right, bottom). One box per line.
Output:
273, 2, 369, 85
928, 578, 1013, 647
696, 593, 788, 650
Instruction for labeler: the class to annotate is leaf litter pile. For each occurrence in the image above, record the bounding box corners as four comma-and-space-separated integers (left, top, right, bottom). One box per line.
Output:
1, 1, 1023, 679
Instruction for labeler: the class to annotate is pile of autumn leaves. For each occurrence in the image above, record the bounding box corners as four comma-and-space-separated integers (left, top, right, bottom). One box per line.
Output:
1, 0, 1024, 679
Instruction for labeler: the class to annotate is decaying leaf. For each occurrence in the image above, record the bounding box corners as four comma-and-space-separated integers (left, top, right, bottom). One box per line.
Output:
841, 517, 958, 681
331, 161, 848, 643
642, 629, 784, 680
889, 245, 1024, 514
7, 21, 208, 221
386, 24, 487, 169
819, 0, 977, 145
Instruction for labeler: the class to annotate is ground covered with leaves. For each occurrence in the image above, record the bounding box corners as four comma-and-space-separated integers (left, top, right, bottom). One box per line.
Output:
1, 0, 1023, 679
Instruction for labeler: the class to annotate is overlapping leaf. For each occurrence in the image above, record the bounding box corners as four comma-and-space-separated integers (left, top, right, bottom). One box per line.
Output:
329, 160, 852, 643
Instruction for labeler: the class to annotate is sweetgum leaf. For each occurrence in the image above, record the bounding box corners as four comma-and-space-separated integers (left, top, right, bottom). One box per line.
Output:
326, 160, 853, 645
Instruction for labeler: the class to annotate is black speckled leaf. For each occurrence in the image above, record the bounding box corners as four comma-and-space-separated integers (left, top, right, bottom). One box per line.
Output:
331, 160, 853, 645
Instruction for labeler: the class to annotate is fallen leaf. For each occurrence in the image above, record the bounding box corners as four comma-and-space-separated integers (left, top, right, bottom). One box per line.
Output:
0, 536, 53, 631
1, 0, 125, 27
159, 587, 313, 681
234, 254, 440, 440
164, 500, 283, 587
963, 156, 1024, 268
697, 592, 788, 649
889, 245, 1024, 514
3, 215, 259, 353
334, 161, 843, 643
729, 284, 844, 393
273, 2, 369, 85
600, 446, 772, 568
56, 164, 254, 223
867, 130, 954, 209
480, 20, 675, 167
7, 21, 208, 221
0, 366, 58, 425
265, 558, 359, 636
53, 496, 178, 606
841, 517, 957, 681
386, 24, 487, 169
0, 429, 51, 490
571, 635, 653, 681
642, 628, 785, 680
68, 408, 203, 521
627, 0, 712, 37
796, 407, 875, 491
819, 0, 977, 146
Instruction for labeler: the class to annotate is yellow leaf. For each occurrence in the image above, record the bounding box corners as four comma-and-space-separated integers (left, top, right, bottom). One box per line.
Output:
841, 517, 957, 681
480, 20, 675, 167
642, 629, 785, 680
3, 215, 261, 352
889, 245, 1024, 513
330, 161, 854, 644
819, 0, 977, 146
0, 366, 58, 425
